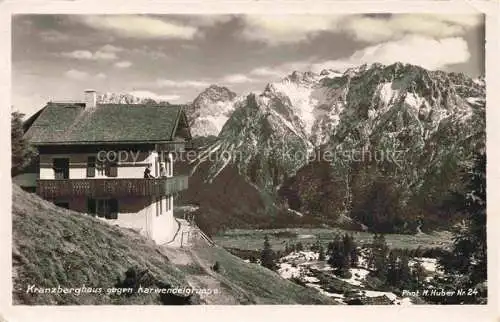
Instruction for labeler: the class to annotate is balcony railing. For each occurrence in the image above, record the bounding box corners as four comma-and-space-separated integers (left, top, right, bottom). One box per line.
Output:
36, 176, 188, 199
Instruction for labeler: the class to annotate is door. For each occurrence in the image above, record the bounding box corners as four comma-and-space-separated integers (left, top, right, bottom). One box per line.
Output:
95, 199, 119, 219
53, 158, 69, 179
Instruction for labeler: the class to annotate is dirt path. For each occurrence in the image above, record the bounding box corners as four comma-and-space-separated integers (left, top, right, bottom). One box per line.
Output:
161, 246, 240, 304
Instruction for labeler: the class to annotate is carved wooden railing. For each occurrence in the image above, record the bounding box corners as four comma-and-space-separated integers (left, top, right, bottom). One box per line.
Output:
36, 175, 188, 199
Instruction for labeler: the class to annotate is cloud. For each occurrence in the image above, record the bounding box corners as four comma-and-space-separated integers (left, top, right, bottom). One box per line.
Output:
99, 44, 123, 52
249, 61, 319, 79
346, 35, 470, 70
240, 14, 482, 44
342, 14, 482, 43
129, 46, 170, 60
157, 74, 257, 88
39, 30, 69, 43
241, 15, 342, 44
156, 79, 209, 88
114, 61, 132, 68
80, 15, 198, 39
96, 73, 107, 79
181, 15, 234, 27
64, 69, 89, 80
61, 49, 118, 61
221, 74, 256, 84
129, 90, 180, 102
249, 67, 283, 78
247, 35, 470, 81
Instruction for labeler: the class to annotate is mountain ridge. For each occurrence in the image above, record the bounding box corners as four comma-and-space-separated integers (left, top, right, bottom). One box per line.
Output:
184, 62, 485, 233
93, 62, 485, 233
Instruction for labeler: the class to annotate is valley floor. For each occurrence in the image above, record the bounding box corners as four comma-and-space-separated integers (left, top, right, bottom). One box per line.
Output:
214, 227, 453, 252
275, 250, 441, 305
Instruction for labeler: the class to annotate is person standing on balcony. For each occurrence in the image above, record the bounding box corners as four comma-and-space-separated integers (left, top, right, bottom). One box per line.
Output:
144, 165, 154, 178
159, 162, 167, 178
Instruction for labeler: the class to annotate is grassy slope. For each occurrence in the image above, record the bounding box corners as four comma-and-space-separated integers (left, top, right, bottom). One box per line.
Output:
12, 184, 190, 305
12, 184, 334, 305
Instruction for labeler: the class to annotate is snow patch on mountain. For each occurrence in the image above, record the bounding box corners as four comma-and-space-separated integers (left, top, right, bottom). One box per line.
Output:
193, 63, 485, 203
377, 82, 400, 106
97, 92, 170, 104
187, 85, 239, 137
270, 71, 333, 137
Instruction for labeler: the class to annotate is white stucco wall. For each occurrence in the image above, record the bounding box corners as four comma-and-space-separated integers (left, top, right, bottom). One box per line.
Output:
62, 195, 177, 244
104, 200, 150, 237
41, 151, 179, 245
39, 152, 156, 179
148, 195, 177, 244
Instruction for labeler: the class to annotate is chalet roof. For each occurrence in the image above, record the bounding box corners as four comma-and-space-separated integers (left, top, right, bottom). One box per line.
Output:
24, 103, 192, 145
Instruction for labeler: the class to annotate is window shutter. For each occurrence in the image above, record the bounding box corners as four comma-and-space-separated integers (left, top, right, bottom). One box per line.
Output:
87, 156, 96, 177
87, 198, 96, 215
109, 163, 118, 177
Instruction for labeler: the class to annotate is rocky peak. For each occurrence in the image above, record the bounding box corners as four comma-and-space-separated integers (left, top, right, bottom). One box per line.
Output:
97, 92, 169, 104
282, 71, 319, 86
187, 85, 239, 137
194, 85, 237, 105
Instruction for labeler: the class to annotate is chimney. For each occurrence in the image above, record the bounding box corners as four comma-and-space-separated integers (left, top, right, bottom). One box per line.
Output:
84, 89, 97, 109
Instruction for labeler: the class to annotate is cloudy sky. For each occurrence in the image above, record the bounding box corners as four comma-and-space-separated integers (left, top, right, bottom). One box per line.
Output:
12, 14, 484, 117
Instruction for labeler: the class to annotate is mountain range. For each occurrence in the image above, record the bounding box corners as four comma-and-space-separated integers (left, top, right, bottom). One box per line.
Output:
101, 62, 486, 234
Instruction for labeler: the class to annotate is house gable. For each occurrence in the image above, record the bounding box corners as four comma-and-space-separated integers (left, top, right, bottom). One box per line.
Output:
171, 108, 192, 141
24, 103, 191, 145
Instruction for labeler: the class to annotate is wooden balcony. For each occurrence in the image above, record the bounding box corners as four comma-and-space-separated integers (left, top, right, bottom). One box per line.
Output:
36, 175, 188, 199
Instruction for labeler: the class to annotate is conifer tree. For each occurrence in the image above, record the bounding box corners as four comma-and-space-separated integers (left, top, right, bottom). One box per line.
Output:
342, 234, 353, 267
318, 244, 326, 261
412, 261, 427, 289
398, 254, 412, 288
260, 235, 276, 270
11, 111, 36, 176
372, 234, 389, 279
439, 151, 487, 303
386, 251, 398, 286
349, 235, 359, 267
328, 235, 344, 267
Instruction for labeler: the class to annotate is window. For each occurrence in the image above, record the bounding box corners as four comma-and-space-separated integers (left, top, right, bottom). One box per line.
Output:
96, 159, 105, 176
88, 198, 118, 219
96, 160, 117, 177
53, 158, 69, 179
87, 198, 96, 215
87, 156, 96, 177
105, 162, 118, 177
